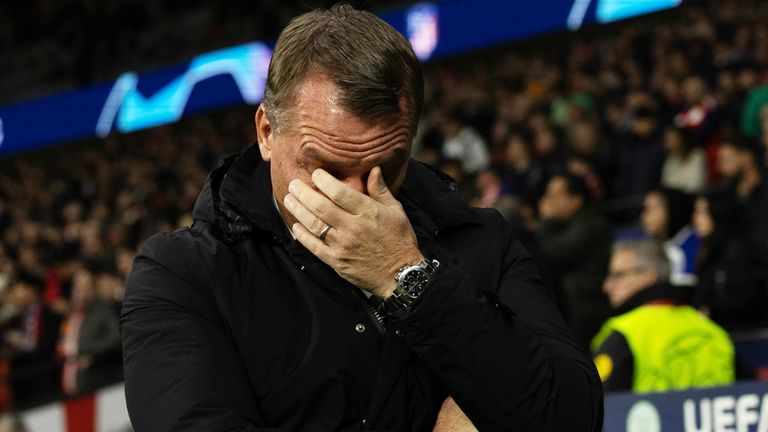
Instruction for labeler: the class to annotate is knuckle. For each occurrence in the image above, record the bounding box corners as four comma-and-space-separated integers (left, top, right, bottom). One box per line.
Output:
333, 188, 350, 205
315, 199, 332, 218
337, 235, 354, 252
309, 218, 324, 234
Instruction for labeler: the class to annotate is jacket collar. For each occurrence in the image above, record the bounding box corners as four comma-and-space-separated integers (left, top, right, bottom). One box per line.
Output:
193, 143, 482, 242
615, 282, 689, 315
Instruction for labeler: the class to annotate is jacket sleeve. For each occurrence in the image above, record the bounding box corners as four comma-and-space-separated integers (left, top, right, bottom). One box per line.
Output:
390, 215, 604, 431
121, 232, 286, 432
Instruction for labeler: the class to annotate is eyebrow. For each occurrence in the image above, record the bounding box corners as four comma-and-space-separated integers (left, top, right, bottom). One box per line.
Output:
302, 145, 407, 169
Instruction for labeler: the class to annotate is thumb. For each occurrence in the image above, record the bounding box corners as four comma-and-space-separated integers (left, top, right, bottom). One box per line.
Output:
368, 166, 396, 204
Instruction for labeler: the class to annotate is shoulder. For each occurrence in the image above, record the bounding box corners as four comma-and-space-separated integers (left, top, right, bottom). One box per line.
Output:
138, 223, 235, 280
126, 223, 240, 310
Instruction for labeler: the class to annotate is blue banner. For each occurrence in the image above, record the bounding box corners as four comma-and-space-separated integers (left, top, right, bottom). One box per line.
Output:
0, 0, 682, 156
604, 381, 768, 432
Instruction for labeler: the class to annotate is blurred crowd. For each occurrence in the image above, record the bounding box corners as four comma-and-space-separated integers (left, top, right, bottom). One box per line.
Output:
413, 0, 768, 349
0, 0, 415, 105
0, 0, 768, 411
0, 113, 254, 409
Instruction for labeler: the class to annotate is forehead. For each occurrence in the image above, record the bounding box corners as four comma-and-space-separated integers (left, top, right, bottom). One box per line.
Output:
291, 76, 407, 132
287, 75, 411, 167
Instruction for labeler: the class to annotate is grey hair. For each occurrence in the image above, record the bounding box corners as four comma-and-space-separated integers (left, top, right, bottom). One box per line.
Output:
613, 238, 671, 282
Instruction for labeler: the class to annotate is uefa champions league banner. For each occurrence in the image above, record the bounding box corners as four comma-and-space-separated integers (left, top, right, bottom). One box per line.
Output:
15, 380, 768, 431
0, 0, 682, 156
604, 381, 768, 432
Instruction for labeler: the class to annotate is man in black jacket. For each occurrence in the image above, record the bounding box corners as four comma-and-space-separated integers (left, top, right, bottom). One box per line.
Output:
120, 5, 603, 431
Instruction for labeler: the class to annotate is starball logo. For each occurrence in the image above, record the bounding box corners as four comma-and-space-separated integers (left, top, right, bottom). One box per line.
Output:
95, 43, 272, 137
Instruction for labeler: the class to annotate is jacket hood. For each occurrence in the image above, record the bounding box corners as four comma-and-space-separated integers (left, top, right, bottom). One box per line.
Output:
192, 143, 481, 243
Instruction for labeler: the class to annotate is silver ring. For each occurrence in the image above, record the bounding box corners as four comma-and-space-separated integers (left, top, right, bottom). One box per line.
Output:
318, 224, 332, 240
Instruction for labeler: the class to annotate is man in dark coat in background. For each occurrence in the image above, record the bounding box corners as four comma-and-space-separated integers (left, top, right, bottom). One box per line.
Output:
121, 5, 603, 431
4, 273, 62, 408
536, 174, 613, 351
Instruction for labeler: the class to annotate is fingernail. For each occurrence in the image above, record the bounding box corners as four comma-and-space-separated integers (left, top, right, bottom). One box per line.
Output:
312, 169, 323, 181
284, 194, 294, 206
288, 180, 298, 194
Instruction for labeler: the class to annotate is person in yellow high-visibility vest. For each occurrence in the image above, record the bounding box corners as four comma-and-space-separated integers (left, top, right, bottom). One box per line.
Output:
591, 239, 734, 393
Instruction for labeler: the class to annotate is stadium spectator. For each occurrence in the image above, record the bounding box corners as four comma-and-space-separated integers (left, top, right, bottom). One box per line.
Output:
661, 126, 707, 193
497, 132, 545, 206
2, 273, 62, 409
440, 110, 490, 175
741, 84, 768, 140
716, 138, 768, 254
693, 188, 767, 330
613, 106, 665, 197
640, 188, 699, 289
532, 124, 568, 187
675, 75, 720, 147
718, 139, 765, 200
58, 267, 121, 397
536, 174, 612, 350
592, 239, 735, 392
567, 121, 613, 191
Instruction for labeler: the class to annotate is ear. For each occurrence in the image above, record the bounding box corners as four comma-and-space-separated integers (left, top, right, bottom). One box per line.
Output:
255, 104, 273, 162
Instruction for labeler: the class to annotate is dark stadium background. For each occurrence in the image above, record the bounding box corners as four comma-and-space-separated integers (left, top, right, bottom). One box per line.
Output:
1, 0, 767, 430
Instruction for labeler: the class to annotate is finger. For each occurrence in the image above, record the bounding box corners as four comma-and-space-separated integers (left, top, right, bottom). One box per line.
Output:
287, 179, 345, 225
312, 169, 368, 214
366, 166, 397, 206
283, 193, 335, 239
292, 222, 334, 264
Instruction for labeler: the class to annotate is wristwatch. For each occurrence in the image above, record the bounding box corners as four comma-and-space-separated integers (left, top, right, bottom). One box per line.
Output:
383, 258, 440, 314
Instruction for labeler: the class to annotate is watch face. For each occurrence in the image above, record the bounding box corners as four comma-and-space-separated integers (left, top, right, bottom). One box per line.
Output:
401, 268, 429, 298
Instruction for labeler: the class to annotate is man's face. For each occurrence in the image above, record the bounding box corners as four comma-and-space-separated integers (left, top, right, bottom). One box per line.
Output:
256, 75, 412, 228
603, 249, 656, 309
541, 177, 581, 220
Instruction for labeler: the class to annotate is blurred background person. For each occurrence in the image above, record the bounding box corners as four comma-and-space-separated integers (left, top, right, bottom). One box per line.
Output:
661, 126, 707, 194
2, 273, 61, 409
613, 106, 665, 198
536, 173, 612, 351
497, 132, 545, 206
717, 138, 768, 257
58, 266, 121, 397
641, 188, 699, 290
692, 188, 767, 331
440, 110, 490, 175
593, 239, 734, 392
